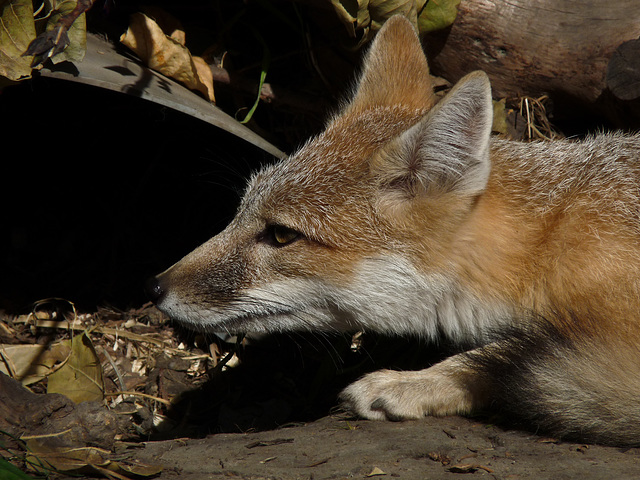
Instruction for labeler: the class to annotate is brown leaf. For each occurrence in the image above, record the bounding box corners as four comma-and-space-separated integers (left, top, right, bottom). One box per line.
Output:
427, 451, 451, 465
448, 463, 494, 474
366, 466, 387, 477
24, 439, 162, 477
47, 332, 104, 403
120, 12, 214, 102
0, 342, 70, 385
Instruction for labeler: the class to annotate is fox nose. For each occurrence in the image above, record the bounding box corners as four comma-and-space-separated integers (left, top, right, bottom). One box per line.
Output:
145, 275, 166, 303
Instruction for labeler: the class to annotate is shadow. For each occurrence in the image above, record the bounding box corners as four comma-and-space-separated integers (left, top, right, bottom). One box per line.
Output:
147, 331, 454, 439
45, 60, 81, 77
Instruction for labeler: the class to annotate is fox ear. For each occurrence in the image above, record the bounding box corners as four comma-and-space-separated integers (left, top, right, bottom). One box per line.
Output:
346, 15, 437, 114
374, 71, 493, 198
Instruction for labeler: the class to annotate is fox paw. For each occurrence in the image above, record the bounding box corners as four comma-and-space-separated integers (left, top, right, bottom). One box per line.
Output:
339, 366, 476, 421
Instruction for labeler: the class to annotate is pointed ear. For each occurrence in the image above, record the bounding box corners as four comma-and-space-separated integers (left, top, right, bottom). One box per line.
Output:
346, 15, 437, 114
373, 71, 493, 198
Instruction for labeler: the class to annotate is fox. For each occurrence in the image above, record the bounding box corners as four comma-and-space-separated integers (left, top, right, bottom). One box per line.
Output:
147, 15, 640, 446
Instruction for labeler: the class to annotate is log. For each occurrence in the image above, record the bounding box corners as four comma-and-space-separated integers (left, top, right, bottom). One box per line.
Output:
424, 0, 640, 117
0, 372, 118, 450
607, 38, 640, 101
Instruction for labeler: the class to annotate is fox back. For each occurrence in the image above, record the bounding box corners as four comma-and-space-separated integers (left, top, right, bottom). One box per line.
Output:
148, 16, 640, 446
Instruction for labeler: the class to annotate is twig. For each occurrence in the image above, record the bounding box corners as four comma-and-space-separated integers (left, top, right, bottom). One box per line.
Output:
104, 391, 172, 406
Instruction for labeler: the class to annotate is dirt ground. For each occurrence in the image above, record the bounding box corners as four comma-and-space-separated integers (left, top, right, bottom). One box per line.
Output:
2, 303, 640, 480
136, 414, 640, 480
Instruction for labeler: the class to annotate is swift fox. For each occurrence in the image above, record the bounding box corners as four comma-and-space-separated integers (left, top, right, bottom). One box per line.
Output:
148, 15, 640, 446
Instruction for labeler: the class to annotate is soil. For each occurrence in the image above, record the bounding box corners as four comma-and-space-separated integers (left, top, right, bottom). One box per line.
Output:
2, 303, 640, 480
137, 415, 640, 480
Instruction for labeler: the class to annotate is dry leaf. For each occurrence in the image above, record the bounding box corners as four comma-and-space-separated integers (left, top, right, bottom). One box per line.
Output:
427, 451, 452, 465
367, 466, 387, 476
47, 332, 104, 403
448, 463, 494, 474
24, 440, 162, 477
25, 442, 111, 474
109, 460, 163, 477
141, 6, 186, 45
0, 0, 37, 80
120, 12, 214, 102
0, 342, 70, 385
448, 464, 478, 473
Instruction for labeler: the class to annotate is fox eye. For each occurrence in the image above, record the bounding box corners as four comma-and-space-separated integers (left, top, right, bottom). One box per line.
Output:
264, 225, 301, 246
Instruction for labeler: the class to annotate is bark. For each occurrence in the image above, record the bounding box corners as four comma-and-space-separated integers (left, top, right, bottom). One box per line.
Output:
424, 0, 640, 108
0, 372, 118, 450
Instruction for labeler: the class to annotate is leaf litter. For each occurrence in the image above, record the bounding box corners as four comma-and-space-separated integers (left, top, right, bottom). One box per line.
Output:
0, 298, 235, 479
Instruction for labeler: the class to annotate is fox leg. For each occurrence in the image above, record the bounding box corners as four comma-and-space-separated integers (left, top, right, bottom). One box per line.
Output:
340, 351, 490, 421
340, 322, 640, 447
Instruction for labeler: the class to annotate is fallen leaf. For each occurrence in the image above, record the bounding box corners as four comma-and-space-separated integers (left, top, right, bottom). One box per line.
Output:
120, 12, 214, 102
141, 6, 186, 45
442, 428, 457, 439
0, 0, 37, 80
329, 0, 460, 47
25, 441, 111, 474
448, 463, 494, 474
24, 439, 162, 477
448, 464, 478, 473
330, 0, 418, 47
417, 0, 461, 33
36, 0, 87, 65
47, 332, 104, 403
367, 466, 387, 477
427, 451, 452, 465
303, 457, 330, 468
0, 342, 70, 385
537, 437, 560, 444
107, 459, 163, 477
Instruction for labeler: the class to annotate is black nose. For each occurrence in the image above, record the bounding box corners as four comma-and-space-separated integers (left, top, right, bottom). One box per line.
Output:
145, 275, 165, 303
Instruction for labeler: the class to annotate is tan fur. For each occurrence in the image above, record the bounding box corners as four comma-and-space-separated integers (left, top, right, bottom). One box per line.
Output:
149, 15, 640, 445
460, 135, 640, 322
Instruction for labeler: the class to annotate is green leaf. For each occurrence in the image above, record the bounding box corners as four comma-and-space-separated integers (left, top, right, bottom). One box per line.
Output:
0, 458, 36, 480
418, 0, 461, 33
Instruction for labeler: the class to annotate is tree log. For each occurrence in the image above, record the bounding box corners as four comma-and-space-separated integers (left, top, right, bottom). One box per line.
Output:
424, 0, 640, 118
0, 372, 118, 450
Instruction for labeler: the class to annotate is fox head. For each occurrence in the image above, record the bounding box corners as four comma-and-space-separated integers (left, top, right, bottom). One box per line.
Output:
148, 15, 494, 339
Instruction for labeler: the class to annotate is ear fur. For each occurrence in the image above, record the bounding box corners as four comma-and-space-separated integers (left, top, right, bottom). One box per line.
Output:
346, 15, 437, 114
374, 71, 494, 198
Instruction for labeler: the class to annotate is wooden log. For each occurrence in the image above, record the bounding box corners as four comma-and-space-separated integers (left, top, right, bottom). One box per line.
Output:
607, 38, 640, 101
424, 0, 640, 111
0, 372, 118, 450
